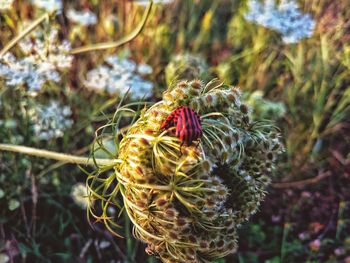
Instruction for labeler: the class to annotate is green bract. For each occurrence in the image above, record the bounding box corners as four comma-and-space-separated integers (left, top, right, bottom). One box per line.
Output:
88, 79, 282, 263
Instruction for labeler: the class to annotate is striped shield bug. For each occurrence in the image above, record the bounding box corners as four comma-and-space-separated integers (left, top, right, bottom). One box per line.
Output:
160, 106, 203, 146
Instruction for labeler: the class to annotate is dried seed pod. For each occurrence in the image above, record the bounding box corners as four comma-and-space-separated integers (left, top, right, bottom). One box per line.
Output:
89, 79, 282, 263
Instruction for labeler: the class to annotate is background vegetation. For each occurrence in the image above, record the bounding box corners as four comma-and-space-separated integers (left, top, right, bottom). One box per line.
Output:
0, 0, 349, 262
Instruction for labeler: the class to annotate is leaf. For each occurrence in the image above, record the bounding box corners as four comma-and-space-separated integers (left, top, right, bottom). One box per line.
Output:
203, 78, 224, 93
8, 199, 20, 211
265, 256, 281, 263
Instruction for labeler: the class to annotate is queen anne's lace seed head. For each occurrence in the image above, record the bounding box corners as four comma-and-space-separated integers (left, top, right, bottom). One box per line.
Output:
28, 101, 73, 140
89, 78, 282, 263
245, 0, 315, 44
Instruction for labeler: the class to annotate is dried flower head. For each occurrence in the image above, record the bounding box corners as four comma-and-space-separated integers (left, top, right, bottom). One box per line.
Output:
89, 79, 282, 262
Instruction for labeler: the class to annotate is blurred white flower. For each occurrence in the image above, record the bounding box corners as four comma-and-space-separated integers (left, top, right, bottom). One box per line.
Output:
334, 247, 345, 256
0, 253, 9, 263
0, 0, 13, 10
32, 0, 62, 12
245, 0, 315, 44
71, 183, 89, 209
19, 29, 73, 69
67, 9, 98, 26
0, 29, 72, 92
309, 239, 321, 252
105, 56, 137, 73
99, 240, 111, 249
135, 0, 173, 6
0, 53, 60, 92
137, 63, 153, 75
298, 232, 308, 240
29, 101, 73, 140
84, 56, 153, 99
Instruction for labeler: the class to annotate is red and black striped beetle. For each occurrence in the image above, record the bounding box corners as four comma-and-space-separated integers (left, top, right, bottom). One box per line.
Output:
160, 106, 203, 146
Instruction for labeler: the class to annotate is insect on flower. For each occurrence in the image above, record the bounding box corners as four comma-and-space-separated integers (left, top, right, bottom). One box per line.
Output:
161, 106, 203, 146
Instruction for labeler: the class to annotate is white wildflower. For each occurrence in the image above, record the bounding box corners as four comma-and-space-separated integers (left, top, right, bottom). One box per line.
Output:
245, 0, 315, 44
245, 175, 252, 181
105, 56, 137, 73
0, 0, 13, 10
99, 240, 111, 249
19, 29, 73, 69
29, 101, 73, 140
84, 56, 153, 99
0, 53, 60, 92
67, 9, 98, 26
32, 0, 62, 12
135, 0, 173, 6
84, 66, 111, 92
137, 63, 153, 75
71, 183, 89, 209
0, 29, 72, 92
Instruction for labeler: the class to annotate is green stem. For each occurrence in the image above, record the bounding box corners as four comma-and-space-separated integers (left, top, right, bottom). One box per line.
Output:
0, 143, 118, 166
280, 222, 291, 263
124, 212, 134, 262
69, 1, 153, 55
0, 12, 51, 58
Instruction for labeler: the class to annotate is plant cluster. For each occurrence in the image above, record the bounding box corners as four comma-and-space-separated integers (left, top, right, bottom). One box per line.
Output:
88, 79, 282, 263
0, 0, 349, 262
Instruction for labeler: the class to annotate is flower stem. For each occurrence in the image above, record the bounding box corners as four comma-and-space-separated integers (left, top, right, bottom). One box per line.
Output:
69, 1, 153, 54
0, 12, 51, 59
0, 143, 118, 166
